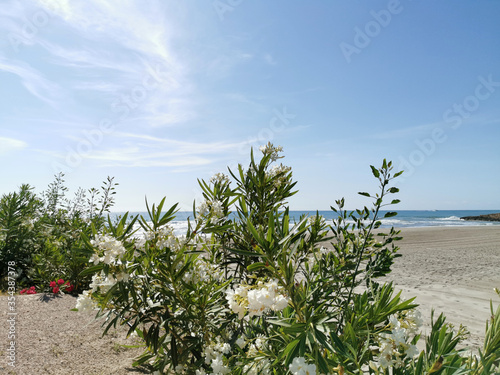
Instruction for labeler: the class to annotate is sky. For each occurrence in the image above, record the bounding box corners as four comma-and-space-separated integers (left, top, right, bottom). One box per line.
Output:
1, 0, 499, 212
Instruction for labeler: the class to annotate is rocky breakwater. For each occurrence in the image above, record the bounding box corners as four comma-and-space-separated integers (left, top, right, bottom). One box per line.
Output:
461, 213, 500, 222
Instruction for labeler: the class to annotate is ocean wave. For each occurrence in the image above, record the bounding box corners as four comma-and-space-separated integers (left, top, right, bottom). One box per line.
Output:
436, 216, 462, 221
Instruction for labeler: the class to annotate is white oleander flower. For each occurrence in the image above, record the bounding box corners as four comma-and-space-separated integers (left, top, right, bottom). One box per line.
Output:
259, 142, 283, 162
226, 287, 247, 319
235, 337, 246, 348
226, 280, 289, 318
75, 290, 97, 313
266, 163, 292, 188
374, 311, 422, 369
197, 200, 225, 220
174, 364, 186, 373
210, 353, 230, 374
289, 357, 317, 375
197, 201, 210, 216
90, 234, 127, 265
211, 200, 224, 218
90, 272, 117, 293
210, 172, 230, 185
243, 357, 271, 375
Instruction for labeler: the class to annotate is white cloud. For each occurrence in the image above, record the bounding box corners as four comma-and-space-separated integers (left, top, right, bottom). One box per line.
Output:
0, 137, 28, 154
206, 51, 254, 79
370, 122, 443, 140
47, 131, 250, 169
0, 57, 63, 108
37, 0, 179, 67
264, 53, 277, 66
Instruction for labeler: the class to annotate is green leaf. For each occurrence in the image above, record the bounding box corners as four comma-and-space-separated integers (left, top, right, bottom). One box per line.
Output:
227, 247, 262, 257
79, 263, 103, 277
384, 212, 397, 218
358, 192, 371, 197
283, 338, 301, 366
247, 262, 268, 272
370, 165, 380, 178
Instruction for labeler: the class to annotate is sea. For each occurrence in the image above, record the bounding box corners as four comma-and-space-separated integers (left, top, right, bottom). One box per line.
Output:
110, 210, 500, 236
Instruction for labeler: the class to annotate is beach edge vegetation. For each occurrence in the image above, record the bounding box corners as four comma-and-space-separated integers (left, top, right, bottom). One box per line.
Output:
2, 144, 500, 374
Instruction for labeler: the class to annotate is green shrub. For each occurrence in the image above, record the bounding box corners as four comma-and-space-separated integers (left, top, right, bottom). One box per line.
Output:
0, 184, 43, 288
0, 173, 119, 292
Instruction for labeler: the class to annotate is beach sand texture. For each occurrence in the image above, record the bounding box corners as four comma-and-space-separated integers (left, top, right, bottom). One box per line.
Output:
0, 226, 499, 373
382, 226, 500, 351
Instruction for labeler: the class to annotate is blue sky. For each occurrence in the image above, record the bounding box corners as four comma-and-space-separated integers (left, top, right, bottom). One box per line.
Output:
1, 0, 499, 212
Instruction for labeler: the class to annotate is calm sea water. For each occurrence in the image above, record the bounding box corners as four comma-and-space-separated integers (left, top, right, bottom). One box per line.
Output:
111, 210, 500, 235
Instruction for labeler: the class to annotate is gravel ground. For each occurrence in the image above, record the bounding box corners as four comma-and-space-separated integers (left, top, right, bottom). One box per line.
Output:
0, 293, 149, 375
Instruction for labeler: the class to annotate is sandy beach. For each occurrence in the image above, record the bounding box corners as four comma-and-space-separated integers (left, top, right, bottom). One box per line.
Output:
382, 225, 500, 351
1, 225, 499, 373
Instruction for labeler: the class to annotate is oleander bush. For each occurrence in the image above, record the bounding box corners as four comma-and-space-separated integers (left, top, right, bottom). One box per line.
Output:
75, 144, 500, 374
0, 173, 118, 291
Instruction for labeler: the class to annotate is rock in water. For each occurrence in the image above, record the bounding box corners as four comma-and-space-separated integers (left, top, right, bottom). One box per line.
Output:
460, 213, 500, 222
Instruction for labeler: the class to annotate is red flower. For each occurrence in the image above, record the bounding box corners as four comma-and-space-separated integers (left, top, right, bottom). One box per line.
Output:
20, 289, 26, 294
66, 284, 74, 293
49, 281, 56, 287
53, 287, 60, 293
57, 279, 65, 285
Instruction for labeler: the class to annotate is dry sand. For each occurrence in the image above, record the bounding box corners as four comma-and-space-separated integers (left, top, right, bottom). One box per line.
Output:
0, 226, 499, 373
382, 226, 500, 351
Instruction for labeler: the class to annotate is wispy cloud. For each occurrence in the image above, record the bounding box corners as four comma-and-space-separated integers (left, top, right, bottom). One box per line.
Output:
0, 136, 28, 155
263, 53, 277, 66
205, 51, 254, 79
0, 0, 197, 130
0, 57, 64, 109
46, 131, 250, 169
370, 122, 443, 140
37, 0, 179, 67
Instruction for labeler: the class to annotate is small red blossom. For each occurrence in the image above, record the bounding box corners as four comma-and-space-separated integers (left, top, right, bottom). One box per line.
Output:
57, 279, 65, 285
53, 287, 60, 293
66, 284, 74, 293
49, 281, 57, 287
21, 286, 36, 295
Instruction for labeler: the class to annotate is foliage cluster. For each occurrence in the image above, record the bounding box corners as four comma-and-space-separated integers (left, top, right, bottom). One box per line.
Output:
0, 173, 118, 292
76, 145, 500, 374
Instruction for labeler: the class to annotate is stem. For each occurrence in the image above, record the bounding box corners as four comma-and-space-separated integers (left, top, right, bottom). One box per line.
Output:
336, 171, 389, 334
